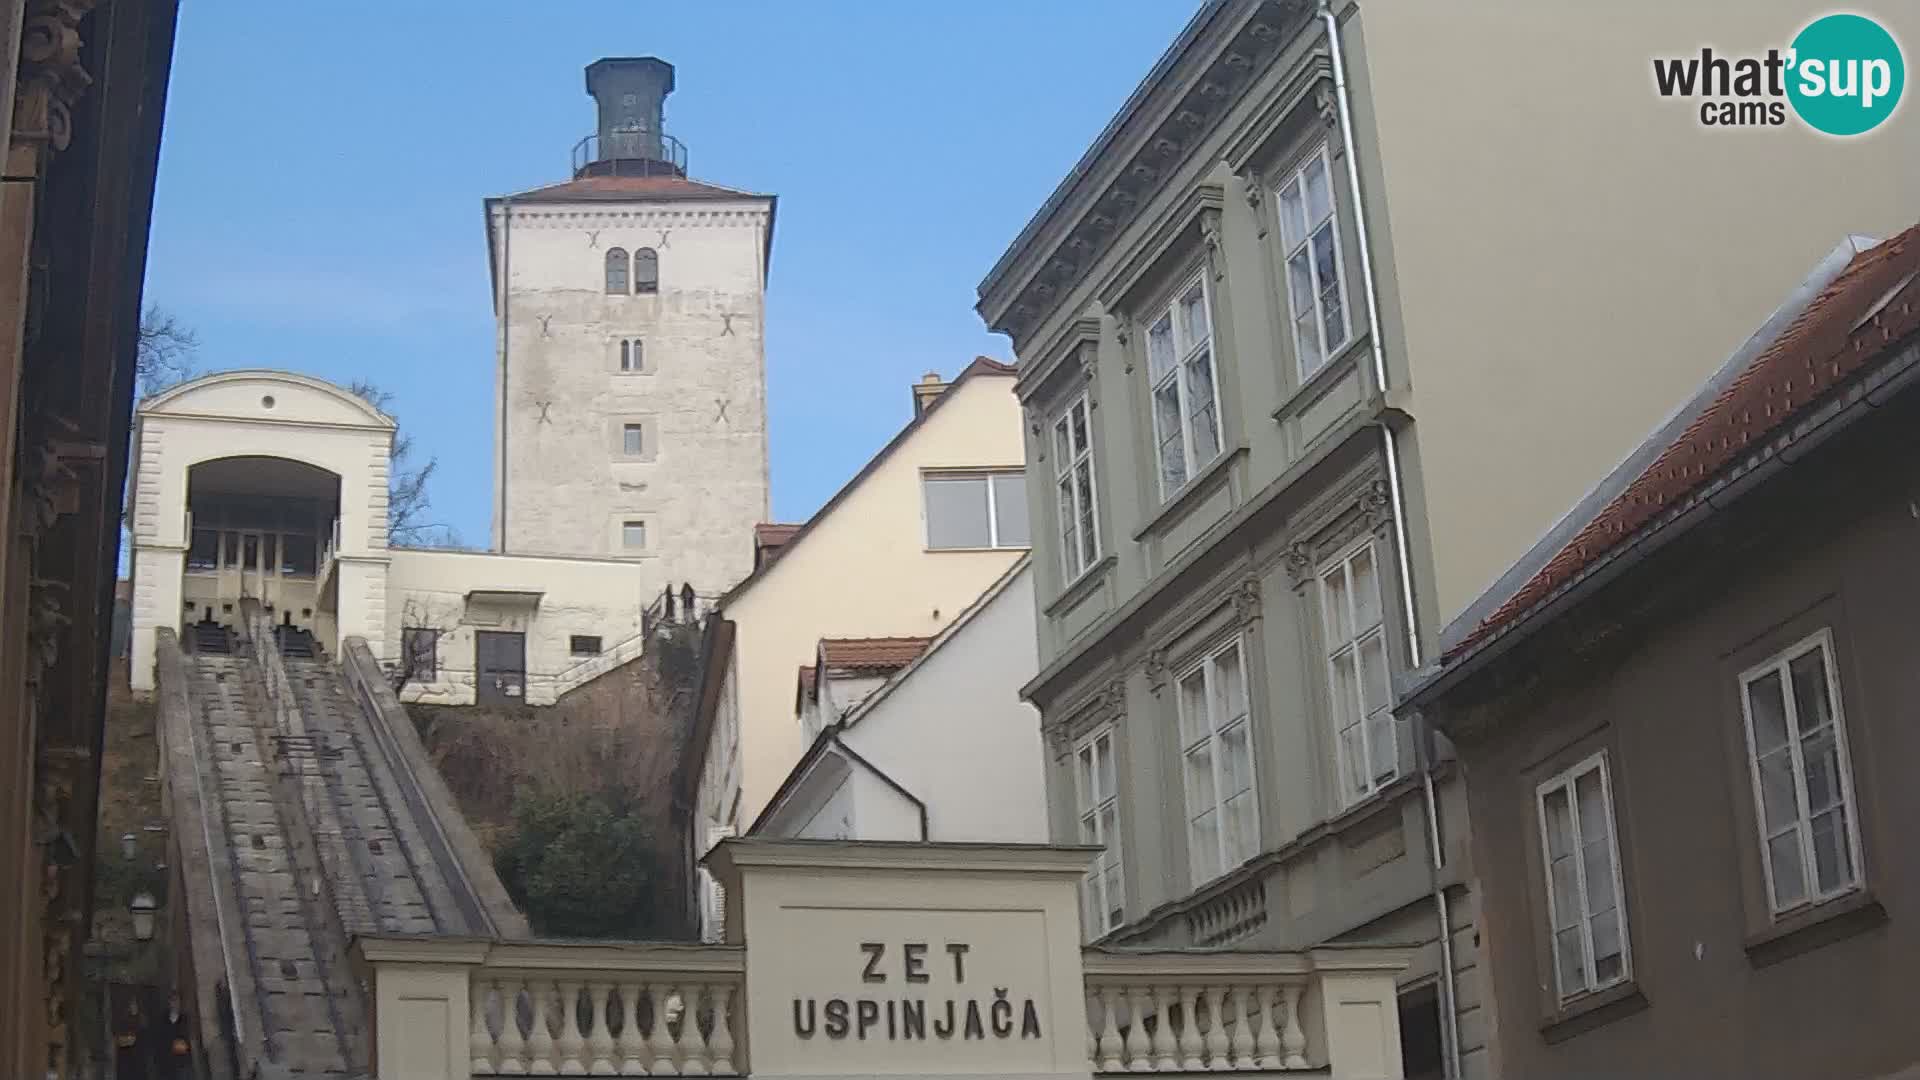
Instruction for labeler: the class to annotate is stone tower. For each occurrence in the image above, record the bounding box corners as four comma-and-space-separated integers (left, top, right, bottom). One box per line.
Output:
485, 56, 773, 599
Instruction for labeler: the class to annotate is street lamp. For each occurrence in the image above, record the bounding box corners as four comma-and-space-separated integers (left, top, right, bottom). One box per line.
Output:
130, 893, 157, 942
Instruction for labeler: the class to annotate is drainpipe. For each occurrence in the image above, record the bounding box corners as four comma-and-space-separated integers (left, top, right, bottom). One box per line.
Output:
1320, 3, 1462, 1077
496, 197, 513, 554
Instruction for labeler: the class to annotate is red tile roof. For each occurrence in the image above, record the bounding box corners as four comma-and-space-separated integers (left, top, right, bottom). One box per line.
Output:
755, 522, 802, 546
504, 174, 764, 203
1448, 224, 1920, 662
797, 664, 817, 699
818, 637, 933, 673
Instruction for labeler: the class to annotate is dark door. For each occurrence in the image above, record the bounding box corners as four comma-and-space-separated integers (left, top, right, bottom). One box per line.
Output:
475, 631, 526, 705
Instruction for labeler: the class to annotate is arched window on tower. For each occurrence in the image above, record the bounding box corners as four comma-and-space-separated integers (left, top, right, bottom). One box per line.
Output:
634, 247, 659, 294
605, 247, 629, 294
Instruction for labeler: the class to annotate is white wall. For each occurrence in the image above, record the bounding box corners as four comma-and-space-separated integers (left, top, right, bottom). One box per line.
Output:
837, 563, 1047, 843
127, 371, 394, 691
721, 370, 1027, 828
385, 546, 653, 706
489, 194, 771, 605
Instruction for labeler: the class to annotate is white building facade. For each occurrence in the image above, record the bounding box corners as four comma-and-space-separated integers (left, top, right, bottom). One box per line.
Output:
126, 55, 774, 706
754, 558, 1049, 847
486, 55, 773, 602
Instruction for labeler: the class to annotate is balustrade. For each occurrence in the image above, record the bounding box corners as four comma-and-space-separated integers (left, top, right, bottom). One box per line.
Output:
357, 935, 1408, 1079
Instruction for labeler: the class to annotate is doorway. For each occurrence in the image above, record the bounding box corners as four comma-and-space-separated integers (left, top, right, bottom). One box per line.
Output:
475, 631, 526, 705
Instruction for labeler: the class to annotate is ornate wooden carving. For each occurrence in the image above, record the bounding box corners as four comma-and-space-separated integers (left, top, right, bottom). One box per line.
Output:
13, 0, 98, 156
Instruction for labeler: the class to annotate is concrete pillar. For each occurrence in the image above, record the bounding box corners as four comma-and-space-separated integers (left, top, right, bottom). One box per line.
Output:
354, 939, 489, 1080
1316, 965, 1407, 1080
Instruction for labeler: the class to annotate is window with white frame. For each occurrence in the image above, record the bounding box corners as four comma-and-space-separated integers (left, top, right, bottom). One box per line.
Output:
1176, 638, 1257, 886
618, 338, 644, 372
1320, 539, 1397, 805
1738, 630, 1863, 915
923, 471, 1030, 550
1074, 727, 1124, 937
1276, 146, 1351, 379
1052, 394, 1101, 582
1536, 752, 1631, 1002
622, 422, 645, 457
1145, 274, 1223, 498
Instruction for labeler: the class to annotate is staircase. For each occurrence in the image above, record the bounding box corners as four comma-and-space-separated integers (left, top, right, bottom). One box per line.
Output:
191, 619, 234, 655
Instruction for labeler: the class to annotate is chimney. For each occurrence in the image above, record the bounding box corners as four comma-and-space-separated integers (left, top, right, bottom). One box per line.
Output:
582, 57, 680, 174
912, 371, 948, 416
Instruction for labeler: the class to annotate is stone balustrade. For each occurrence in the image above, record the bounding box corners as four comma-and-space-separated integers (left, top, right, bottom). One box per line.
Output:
354, 937, 1409, 1080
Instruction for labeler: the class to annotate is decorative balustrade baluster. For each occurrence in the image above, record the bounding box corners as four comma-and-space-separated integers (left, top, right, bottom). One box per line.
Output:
1179, 985, 1205, 1070
1280, 983, 1308, 1069
649, 982, 678, 1074
710, 983, 738, 1075
1096, 987, 1124, 1072
1228, 986, 1257, 1068
1205, 986, 1231, 1070
1150, 985, 1178, 1071
681, 983, 711, 1075
526, 979, 558, 1075
587, 982, 616, 1074
616, 980, 646, 1076
497, 978, 529, 1075
1123, 986, 1149, 1072
1252, 985, 1279, 1069
556, 979, 587, 1074
472, 980, 497, 1075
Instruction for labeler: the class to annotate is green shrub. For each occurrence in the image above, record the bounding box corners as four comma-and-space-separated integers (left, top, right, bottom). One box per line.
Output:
494, 787, 665, 939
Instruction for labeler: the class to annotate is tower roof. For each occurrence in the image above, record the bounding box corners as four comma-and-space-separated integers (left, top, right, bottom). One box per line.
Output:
498, 173, 768, 204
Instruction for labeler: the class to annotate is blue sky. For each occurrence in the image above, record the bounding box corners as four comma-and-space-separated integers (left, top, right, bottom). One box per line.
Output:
144, 3, 1200, 545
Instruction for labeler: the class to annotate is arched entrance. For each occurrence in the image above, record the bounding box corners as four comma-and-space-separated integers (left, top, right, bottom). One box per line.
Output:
183, 455, 341, 637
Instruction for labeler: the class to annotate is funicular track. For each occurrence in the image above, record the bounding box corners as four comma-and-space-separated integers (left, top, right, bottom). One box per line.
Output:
165, 607, 499, 1079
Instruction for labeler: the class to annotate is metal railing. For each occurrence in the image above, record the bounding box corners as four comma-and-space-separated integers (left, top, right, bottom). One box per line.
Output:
571, 129, 689, 177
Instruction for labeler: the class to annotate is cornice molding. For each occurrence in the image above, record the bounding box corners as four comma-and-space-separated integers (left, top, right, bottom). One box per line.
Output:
1016, 312, 1105, 405
983, 0, 1312, 348
490, 206, 770, 230
1091, 182, 1226, 311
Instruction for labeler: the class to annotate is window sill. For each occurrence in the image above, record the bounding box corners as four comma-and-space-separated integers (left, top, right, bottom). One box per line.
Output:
1271, 335, 1368, 423
1538, 981, 1647, 1045
1045, 554, 1117, 617
1131, 444, 1247, 543
924, 545, 1031, 555
1744, 888, 1885, 969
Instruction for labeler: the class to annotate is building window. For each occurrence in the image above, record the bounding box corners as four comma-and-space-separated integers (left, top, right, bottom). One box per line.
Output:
923, 471, 1029, 550
619, 338, 643, 372
1536, 751, 1631, 1003
605, 247, 629, 294
1397, 984, 1445, 1080
634, 247, 659, 294
570, 635, 603, 657
1074, 727, 1124, 936
401, 627, 439, 682
1277, 145, 1351, 378
1176, 637, 1257, 886
1146, 274, 1222, 498
186, 528, 219, 571
623, 423, 644, 457
622, 520, 647, 550
281, 534, 318, 577
1738, 630, 1863, 915
1052, 394, 1101, 582
1320, 539, 1397, 806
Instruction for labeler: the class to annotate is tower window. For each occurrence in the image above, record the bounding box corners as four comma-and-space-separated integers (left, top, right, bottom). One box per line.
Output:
634, 247, 659, 294
619, 338, 643, 372
570, 635, 603, 657
605, 247, 630, 294
622, 520, 647, 550
623, 423, 644, 457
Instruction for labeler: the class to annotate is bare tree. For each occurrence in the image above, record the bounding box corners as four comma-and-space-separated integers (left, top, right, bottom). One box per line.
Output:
136, 306, 197, 394
345, 379, 458, 548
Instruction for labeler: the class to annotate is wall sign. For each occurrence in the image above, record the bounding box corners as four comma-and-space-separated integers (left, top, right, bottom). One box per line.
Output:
792, 941, 1044, 1043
